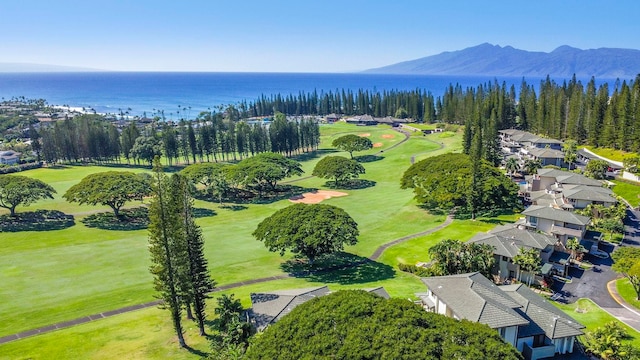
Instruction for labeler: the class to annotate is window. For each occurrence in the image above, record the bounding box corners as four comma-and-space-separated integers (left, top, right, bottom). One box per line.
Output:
529, 216, 538, 225
498, 327, 506, 338
502, 256, 509, 262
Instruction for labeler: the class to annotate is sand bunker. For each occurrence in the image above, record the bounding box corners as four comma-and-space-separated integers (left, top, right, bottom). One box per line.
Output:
289, 190, 349, 204
373, 142, 383, 148
381, 134, 395, 139
358, 133, 371, 137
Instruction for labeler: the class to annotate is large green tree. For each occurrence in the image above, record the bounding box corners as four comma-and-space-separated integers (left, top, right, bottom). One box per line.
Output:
401, 153, 520, 215
427, 239, 495, 278
612, 247, 640, 300
253, 203, 358, 264
171, 173, 214, 336
63, 171, 151, 217
312, 155, 365, 187
245, 290, 522, 360
232, 152, 302, 196
332, 134, 373, 159
131, 135, 163, 165
181, 162, 232, 203
0, 175, 56, 216
148, 158, 188, 347
585, 159, 610, 180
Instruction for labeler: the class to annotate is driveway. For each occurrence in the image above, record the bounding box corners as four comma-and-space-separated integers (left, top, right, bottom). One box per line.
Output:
550, 208, 640, 332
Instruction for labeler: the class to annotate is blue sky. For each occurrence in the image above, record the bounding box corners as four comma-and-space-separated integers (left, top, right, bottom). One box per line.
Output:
1, 0, 639, 72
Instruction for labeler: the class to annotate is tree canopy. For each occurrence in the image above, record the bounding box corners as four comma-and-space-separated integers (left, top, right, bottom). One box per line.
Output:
245, 290, 522, 360
63, 171, 152, 217
612, 247, 640, 300
232, 152, 302, 195
427, 239, 495, 278
181, 162, 232, 203
332, 134, 373, 159
400, 153, 520, 215
253, 203, 358, 264
0, 175, 56, 216
312, 155, 365, 187
585, 159, 610, 180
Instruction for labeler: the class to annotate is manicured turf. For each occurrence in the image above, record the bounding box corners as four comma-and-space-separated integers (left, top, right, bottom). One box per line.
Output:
616, 278, 640, 310
553, 298, 640, 348
582, 146, 632, 162
612, 180, 640, 208
0, 123, 457, 338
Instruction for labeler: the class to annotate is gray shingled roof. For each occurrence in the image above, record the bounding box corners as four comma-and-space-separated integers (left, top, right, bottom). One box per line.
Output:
537, 168, 604, 187
249, 286, 330, 330
421, 273, 529, 329
532, 138, 563, 145
469, 226, 556, 258
562, 186, 617, 203
523, 205, 590, 226
529, 147, 564, 159
500, 284, 584, 339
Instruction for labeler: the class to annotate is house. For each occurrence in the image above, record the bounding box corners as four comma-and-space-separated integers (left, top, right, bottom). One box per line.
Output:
344, 115, 377, 126
521, 205, 590, 243
0, 150, 20, 165
528, 147, 566, 167
418, 272, 584, 360
247, 286, 331, 331
530, 137, 563, 150
247, 286, 389, 331
324, 113, 340, 123
468, 224, 560, 281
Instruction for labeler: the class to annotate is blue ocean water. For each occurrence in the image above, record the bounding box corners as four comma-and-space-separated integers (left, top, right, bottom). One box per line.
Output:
0, 72, 613, 119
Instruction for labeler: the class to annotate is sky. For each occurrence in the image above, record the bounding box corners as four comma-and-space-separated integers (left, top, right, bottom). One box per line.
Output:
1, 0, 639, 72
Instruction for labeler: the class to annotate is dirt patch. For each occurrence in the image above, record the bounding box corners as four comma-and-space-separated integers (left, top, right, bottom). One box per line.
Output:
358, 133, 371, 137
381, 134, 395, 139
289, 190, 348, 204
372, 142, 383, 148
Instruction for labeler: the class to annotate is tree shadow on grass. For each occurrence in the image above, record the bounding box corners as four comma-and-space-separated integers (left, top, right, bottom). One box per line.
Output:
291, 149, 338, 163
0, 210, 75, 232
354, 155, 384, 163
280, 252, 395, 285
248, 185, 317, 205
325, 179, 376, 190
82, 207, 149, 231
193, 207, 217, 218
219, 204, 248, 211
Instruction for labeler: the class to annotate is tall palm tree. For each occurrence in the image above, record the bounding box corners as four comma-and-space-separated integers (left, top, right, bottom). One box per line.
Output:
513, 247, 541, 286
505, 157, 520, 178
523, 158, 543, 175
566, 237, 582, 260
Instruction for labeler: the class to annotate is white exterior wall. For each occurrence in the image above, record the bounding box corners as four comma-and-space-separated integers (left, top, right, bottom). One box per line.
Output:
622, 171, 640, 183
533, 217, 554, 234
504, 326, 518, 347
553, 336, 575, 354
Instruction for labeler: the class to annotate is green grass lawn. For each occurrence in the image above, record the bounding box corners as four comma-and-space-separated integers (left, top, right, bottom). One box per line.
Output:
0, 123, 456, 338
583, 146, 633, 162
553, 298, 640, 348
616, 278, 640, 310
612, 180, 640, 208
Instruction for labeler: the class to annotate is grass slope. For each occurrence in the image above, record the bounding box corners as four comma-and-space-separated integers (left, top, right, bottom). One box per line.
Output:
612, 180, 640, 208
0, 123, 459, 338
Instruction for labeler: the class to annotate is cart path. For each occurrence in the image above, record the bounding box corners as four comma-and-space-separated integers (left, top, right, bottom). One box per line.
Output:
0, 128, 456, 346
0, 211, 453, 345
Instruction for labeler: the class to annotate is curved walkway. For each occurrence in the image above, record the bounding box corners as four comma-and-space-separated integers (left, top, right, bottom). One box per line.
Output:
605, 280, 640, 332
0, 127, 449, 346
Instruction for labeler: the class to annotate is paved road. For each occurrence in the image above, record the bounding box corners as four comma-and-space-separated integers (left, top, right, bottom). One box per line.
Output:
551, 208, 640, 332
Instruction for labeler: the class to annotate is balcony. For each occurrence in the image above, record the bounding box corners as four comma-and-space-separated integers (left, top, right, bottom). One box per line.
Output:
522, 342, 556, 360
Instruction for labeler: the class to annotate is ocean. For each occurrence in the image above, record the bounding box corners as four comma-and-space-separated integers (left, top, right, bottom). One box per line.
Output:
0, 72, 615, 119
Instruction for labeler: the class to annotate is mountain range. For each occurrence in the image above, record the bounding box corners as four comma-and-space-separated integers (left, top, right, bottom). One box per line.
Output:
365, 43, 640, 78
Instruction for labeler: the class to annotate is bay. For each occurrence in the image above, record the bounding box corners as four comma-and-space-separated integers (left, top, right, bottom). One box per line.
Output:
0, 72, 611, 119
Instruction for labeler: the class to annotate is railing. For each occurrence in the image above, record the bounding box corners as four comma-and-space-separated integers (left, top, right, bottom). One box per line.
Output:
522, 342, 556, 360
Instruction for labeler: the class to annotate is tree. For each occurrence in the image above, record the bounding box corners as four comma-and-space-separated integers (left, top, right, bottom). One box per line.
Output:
563, 140, 578, 169
253, 203, 359, 264
401, 153, 520, 216
612, 247, 640, 300
623, 155, 640, 175
523, 158, 543, 175
131, 135, 163, 165
504, 157, 520, 178
332, 134, 373, 159
312, 156, 365, 187
120, 122, 140, 164
585, 159, 610, 180
584, 321, 640, 360
565, 237, 583, 260
0, 175, 56, 216
63, 171, 151, 218
232, 152, 302, 196
245, 290, 522, 360
181, 162, 232, 203
171, 173, 215, 336
512, 247, 541, 286
210, 294, 254, 358
427, 239, 495, 278
147, 158, 188, 348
